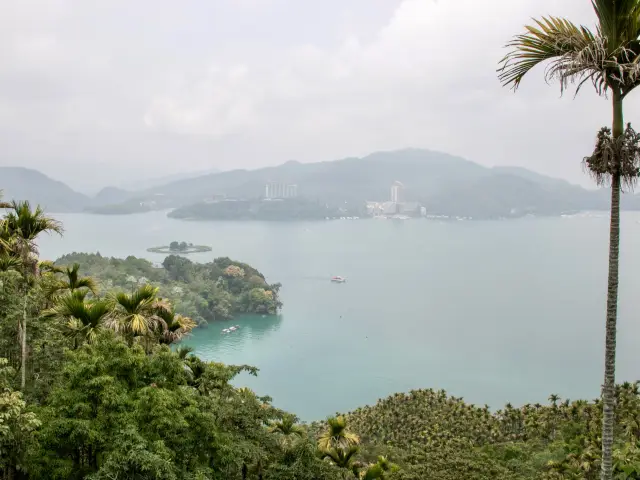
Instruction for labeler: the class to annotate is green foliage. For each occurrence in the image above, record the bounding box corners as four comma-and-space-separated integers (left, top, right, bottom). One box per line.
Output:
0, 358, 40, 477
9, 196, 640, 480
54, 253, 282, 324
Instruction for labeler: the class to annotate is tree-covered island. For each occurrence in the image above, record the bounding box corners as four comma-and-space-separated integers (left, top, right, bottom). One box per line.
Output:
147, 241, 213, 254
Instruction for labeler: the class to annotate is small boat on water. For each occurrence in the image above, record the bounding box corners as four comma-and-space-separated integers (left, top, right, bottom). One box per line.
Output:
331, 276, 346, 283
222, 325, 241, 334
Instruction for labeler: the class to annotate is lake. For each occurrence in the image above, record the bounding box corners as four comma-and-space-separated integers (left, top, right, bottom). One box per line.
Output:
38, 211, 640, 420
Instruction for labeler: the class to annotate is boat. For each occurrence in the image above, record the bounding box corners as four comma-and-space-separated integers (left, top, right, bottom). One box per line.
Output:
331, 276, 346, 283
222, 328, 231, 334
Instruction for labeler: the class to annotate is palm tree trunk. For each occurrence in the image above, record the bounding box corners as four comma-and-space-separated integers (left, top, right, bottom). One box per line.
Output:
601, 89, 623, 480
20, 295, 27, 391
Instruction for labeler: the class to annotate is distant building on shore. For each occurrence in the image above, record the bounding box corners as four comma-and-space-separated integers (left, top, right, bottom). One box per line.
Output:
366, 181, 425, 218
390, 181, 404, 203
265, 182, 298, 199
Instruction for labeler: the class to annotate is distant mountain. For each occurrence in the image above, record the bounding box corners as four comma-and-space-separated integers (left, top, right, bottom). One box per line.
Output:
137, 149, 639, 219
0, 167, 89, 212
91, 186, 135, 207
143, 149, 487, 205
116, 167, 221, 191
3, 152, 640, 218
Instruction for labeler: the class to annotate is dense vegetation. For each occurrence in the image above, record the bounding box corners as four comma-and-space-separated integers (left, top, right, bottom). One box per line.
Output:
0, 195, 350, 479
337, 386, 640, 479
168, 198, 350, 221
55, 252, 281, 324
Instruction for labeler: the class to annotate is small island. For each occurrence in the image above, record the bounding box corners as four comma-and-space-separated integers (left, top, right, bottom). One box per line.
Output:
147, 241, 212, 254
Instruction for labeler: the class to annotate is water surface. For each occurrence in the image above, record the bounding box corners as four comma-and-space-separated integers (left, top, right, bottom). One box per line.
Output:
39, 211, 640, 420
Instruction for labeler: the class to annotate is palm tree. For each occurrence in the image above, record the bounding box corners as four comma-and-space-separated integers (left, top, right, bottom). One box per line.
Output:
43, 291, 111, 348
318, 416, 360, 452
153, 306, 196, 345
362, 456, 398, 480
269, 413, 305, 449
320, 445, 361, 477
175, 345, 195, 360
45, 262, 97, 301
499, 4, 640, 478
1, 200, 62, 271
107, 284, 167, 345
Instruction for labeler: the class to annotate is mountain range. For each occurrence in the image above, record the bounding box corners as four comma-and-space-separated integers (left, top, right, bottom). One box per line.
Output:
1, 149, 638, 218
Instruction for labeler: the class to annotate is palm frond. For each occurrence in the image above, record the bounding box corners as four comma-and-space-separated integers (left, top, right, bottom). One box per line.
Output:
501, 5, 640, 98
175, 345, 194, 359
499, 16, 607, 94
38, 260, 63, 274
0, 253, 22, 273
44, 291, 110, 345
592, 0, 640, 46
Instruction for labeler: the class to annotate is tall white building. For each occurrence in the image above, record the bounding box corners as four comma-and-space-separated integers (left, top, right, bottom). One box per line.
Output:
390, 181, 404, 203
265, 182, 298, 199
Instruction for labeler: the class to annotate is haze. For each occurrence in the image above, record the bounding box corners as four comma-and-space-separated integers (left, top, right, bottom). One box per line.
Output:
1, 0, 635, 193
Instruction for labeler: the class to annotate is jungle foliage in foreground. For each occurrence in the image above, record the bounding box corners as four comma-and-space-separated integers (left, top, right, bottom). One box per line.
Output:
5, 198, 640, 479
338, 386, 640, 479
55, 252, 282, 324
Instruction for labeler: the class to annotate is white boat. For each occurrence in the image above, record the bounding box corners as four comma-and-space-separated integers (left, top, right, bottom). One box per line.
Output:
222, 328, 231, 334
331, 276, 346, 283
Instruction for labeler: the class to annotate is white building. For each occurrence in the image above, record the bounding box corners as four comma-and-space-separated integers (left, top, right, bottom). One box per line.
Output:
382, 201, 398, 215
390, 181, 404, 203
265, 182, 298, 199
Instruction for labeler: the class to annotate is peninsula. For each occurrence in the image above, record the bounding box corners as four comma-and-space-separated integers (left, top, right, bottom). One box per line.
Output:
54, 252, 282, 325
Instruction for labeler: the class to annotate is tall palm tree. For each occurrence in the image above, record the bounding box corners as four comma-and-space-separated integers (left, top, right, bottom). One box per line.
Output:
106, 284, 167, 345
499, 3, 640, 478
0, 200, 62, 390
43, 291, 111, 348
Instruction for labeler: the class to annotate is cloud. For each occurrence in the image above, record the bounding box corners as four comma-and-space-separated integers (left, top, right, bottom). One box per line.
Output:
0, 0, 634, 191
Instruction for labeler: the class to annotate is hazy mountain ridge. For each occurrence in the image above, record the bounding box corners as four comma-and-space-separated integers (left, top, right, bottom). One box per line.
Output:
0, 167, 90, 212
141, 148, 639, 218
2, 150, 639, 217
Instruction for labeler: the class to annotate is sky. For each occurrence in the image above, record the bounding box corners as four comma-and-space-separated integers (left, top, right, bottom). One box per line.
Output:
0, 0, 637, 193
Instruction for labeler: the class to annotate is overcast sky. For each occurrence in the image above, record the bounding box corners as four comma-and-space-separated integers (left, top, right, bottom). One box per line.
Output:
1, 0, 637, 193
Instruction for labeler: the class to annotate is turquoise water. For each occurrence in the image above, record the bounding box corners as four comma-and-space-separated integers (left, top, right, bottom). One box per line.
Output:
39, 211, 640, 420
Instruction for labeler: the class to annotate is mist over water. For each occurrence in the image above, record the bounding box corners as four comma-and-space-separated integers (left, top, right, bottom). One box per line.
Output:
38, 211, 640, 420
